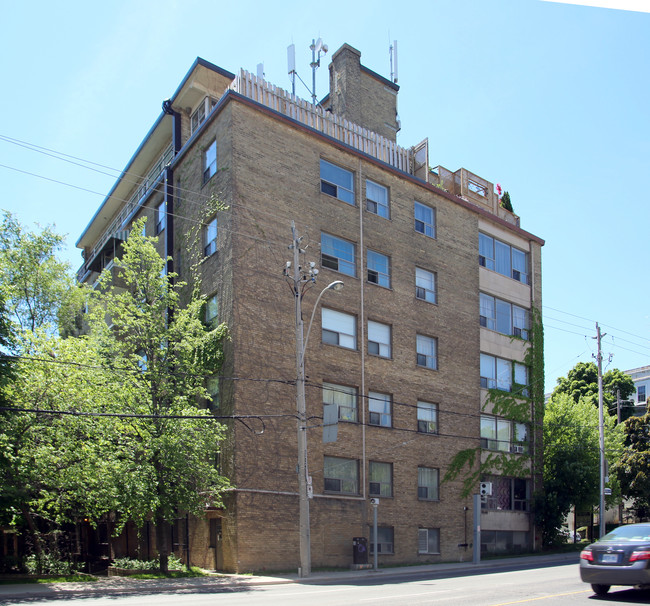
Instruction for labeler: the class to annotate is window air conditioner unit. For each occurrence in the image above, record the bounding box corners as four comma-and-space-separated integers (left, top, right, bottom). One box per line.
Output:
511, 445, 525, 454
480, 482, 492, 496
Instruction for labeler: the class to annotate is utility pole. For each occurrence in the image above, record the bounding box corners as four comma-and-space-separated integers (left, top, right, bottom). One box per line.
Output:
286, 222, 344, 578
595, 323, 606, 539
289, 222, 312, 578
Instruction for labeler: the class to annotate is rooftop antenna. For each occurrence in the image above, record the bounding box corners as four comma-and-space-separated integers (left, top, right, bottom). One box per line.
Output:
287, 44, 296, 96
256, 62, 265, 81
310, 38, 328, 105
390, 40, 398, 84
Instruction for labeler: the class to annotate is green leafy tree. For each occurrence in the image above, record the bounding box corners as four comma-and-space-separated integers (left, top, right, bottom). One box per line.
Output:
0, 210, 82, 339
552, 361, 635, 414
87, 219, 229, 572
614, 407, 650, 516
540, 392, 622, 545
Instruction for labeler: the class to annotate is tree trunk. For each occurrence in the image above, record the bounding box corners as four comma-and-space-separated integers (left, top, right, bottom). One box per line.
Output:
20, 503, 43, 558
155, 515, 169, 574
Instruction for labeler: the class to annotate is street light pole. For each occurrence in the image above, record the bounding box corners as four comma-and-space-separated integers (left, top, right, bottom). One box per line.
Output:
288, 222, 343, 577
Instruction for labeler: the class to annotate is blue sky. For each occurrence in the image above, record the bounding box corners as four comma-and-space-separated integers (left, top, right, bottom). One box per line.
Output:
1, 0, 648, 393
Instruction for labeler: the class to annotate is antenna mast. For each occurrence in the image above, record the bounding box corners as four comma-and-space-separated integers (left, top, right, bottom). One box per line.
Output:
310, 38, 328, 105
390, 40, 398, 84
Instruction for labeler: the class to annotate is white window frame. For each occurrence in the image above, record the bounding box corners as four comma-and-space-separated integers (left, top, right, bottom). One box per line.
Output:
204, 217, 217, 257
480, 293, 529, 340
418, 466, 439, 501
367, 250, 390, 288
203, 140, 217, 184
417, 401, 438, 434
418, 528, 440, 554
321, 233, 356, 276
155, 200, 166, 235
320, 159, 354, 204
480, 353, 512, 392
415, 267, 437, 304
323, 382, 357, 422
322, 308, 356, 350
639, 385, 647, 403
190, 96, 217, 135
324, 456, 359, 495
416, 335, 438, 370
480, 415, 512, 452
414, 201, 436, 238
368, 391, 391, 427
479, 232, 529, 285
366, 179, 389, 218
367, 320, 391, 358
369, 461, 393, 497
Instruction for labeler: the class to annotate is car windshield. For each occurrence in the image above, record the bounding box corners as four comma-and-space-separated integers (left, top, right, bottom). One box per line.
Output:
599, 526, 650, 542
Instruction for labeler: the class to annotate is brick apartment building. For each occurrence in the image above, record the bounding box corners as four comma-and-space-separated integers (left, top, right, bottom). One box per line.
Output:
75, 43, 544, 572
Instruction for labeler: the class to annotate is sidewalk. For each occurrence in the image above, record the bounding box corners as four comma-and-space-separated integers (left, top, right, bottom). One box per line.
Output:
0, 552, 579, 602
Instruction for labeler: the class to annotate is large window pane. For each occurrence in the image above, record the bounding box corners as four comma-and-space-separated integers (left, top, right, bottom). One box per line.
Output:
320, 159, 354, 204
324, 456, 358, 494
321, 233, 356, 276
323, 382, 357, 422
322, 308, 356, 349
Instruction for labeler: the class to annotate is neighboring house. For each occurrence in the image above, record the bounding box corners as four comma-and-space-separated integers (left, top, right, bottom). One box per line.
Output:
75, 43, 544, 572
626, 365, 650, 408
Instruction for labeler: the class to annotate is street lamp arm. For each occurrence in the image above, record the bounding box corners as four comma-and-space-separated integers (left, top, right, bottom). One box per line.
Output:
302, 280, 344, 361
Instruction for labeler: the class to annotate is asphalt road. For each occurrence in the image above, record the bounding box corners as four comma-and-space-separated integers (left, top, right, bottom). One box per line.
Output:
7, 562, 650, 605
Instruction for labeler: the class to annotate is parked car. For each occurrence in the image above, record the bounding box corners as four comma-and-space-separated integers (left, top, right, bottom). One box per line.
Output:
579, 522, 650, 595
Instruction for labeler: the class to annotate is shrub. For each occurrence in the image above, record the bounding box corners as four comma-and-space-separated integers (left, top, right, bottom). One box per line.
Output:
24, 553, 76, 575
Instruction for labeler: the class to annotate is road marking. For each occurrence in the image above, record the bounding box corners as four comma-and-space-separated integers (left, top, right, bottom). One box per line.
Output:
489, 589, 592, 605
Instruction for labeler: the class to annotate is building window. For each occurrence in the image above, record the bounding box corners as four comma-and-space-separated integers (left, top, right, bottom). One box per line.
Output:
322, 308, 356, 350
369, 526, 394, 554
418, 466, 439, 501
417, 401, 438, 434
416, 335, 437, 370
203, 140, 217, 184
323, 382, 357, 422
479, 293, 529, 339
418, 528, 440, 554
155, 200, 166, 235
205, 294, 218, 324
638, 385, 646, 403
481, 416, 528, 453
204, 217, 217, 257
481, 476, 530, 512
321, 233, 356, 276
415, 267, 437, 304
479, 233, 529, 285
480, 353, 512, 392
514, 363, 529, 397
367, 321, 391, 358
368, 391, 391, 427
414, 201, 435, 238
206, 375, 219, 408
366, 180, 389, 218
190, 96, 217, 135
320, 159, 354, 204
367, 250, 390, 288
324, 456, 359, 494
369, 461, 392, 497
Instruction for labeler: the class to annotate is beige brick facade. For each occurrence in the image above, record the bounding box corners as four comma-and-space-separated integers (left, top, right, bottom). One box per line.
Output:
76, 46, 544, 573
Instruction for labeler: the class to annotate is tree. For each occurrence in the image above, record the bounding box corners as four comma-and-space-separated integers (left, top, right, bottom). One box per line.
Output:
87, 218, 229, 572
500, 191, 514, 213
552, 361, 635, 415
0, 210, 81, 338
614, 407, 650, 517
540, 392, 622, 546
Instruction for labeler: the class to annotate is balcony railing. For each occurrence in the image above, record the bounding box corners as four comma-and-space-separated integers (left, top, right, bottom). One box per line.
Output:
78, 144, 174, 281
230, 69, 413, 174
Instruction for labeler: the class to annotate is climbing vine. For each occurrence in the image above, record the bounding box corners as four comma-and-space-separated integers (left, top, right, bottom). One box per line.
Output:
442, 307, 544, 498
